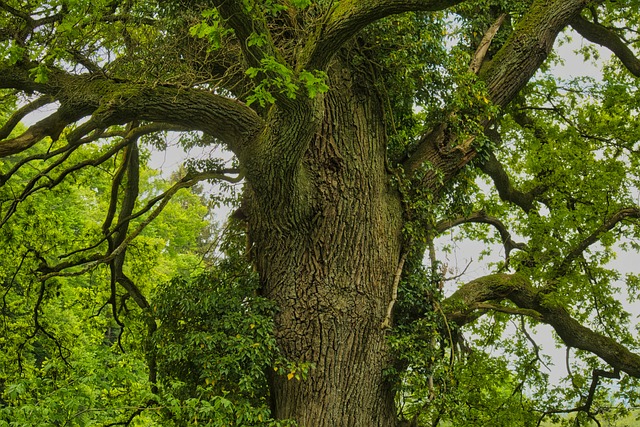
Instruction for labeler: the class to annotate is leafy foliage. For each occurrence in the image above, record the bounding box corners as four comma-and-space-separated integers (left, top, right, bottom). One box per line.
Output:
152, 228, 299, 426
2, 0, 640, 426
0, 134, 211, 425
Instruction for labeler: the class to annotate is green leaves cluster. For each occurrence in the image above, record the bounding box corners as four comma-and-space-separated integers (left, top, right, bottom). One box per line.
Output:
0, 135, 211, 425
245, 57, 328, 106
151, 226, 300, 426
189, 8, 234, 51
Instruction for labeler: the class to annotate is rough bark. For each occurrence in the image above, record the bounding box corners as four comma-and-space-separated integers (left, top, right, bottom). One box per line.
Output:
246, 54, 403, 426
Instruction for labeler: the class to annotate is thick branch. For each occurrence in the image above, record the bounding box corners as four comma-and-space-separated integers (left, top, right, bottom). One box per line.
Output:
400, 13, 506, 174
571, 15, 640, 77
444, 273, 640, 378
0, 95, 55, 140
109, 141, 150, 311
480, 149, 545, 213
0, 64, 264, 158
0, 105, 87, 157
443, 274, 535, 326
305, 0, 465, 70
403, 0, 590, 186
482, 0, 590, 106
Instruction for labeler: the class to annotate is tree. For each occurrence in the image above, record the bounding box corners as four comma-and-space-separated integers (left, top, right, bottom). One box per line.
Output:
1, 0, 640, 426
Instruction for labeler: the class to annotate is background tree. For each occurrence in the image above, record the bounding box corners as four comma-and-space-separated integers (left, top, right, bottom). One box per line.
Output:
1, 0, 640, 426
0, 128, 213, 424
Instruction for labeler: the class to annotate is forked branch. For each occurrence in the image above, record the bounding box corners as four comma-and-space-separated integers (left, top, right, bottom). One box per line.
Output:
402, 0, 588, 186
553, 206, 640, 278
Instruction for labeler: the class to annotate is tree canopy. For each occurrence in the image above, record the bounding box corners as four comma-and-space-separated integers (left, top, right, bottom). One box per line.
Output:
2, 0, 640, 426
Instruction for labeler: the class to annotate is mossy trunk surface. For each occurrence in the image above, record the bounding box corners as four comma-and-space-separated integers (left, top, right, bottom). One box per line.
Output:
246, 56, 404, 426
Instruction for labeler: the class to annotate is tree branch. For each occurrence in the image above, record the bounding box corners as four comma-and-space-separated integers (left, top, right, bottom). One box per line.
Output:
570, 15, 640, 77
473, 302, 543, 320
0, 64, 264, 158
212, 0, 277, 65
482, 0, 589, 107
479, 148, 546, 213
402, 0, 589, 187
305, 0, 466, 70
0, 105, 87, 157
381, 244, 411, 329
443, 273, 640, 378
0, 0, 33, 23
211, 0, 305, 108
553, 206, 640, 278
0, 1, 67, 44
0, 95, 55, 140
536, 363, 619, 425
469, 13, 507, 75
101, 140, 160, 388
37, 169, 235, 281
1, 140, 84, 227
435, 210, 527, 258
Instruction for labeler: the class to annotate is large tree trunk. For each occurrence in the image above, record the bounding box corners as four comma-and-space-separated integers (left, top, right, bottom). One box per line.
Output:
246, 56, 404, 426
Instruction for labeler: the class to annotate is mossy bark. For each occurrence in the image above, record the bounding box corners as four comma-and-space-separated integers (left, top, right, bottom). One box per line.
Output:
245, 55, 403, 426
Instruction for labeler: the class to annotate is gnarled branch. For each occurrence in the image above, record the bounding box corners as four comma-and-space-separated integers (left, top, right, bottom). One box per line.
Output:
480, 149, 546, 213
0, 64, 264, 158
444, 273, 640, 378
